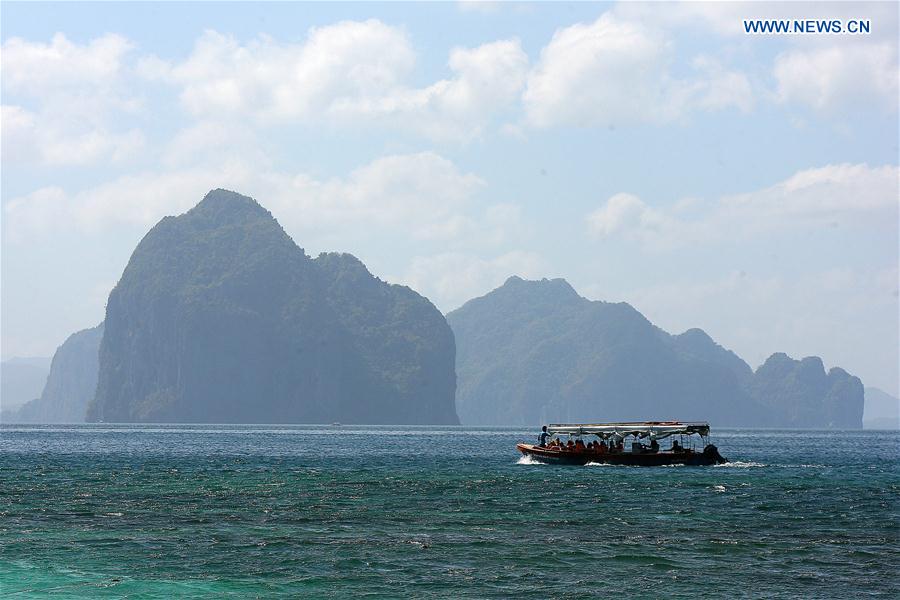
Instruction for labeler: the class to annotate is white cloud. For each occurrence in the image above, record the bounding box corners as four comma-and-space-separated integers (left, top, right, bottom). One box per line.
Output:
586, 193, 676, 241
155, 22, 415, 121
332, 39, 528, 140
1, 105, 145, 166
278, 152, 485, 238
1, 34, 145, 165
2, 33, 133, 94
524, 14, 671, 127
457, 1, 502, 14
1, 105, 39, 162
774, 43, 899, 114
146, 25, 526, 140
720, 163, 899, 224
4, 172, 214, 241
3, 152, 487, 243
688, 56, 754, 113
523, 13, 752, 127
544, 4, 897, 124
2, 186, 70, 240
400, 250, 547, 311
161, 120, 269, 169
586, 163, 899, 248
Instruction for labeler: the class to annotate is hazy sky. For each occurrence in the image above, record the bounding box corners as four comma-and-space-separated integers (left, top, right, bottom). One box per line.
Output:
2, 1, 898, 395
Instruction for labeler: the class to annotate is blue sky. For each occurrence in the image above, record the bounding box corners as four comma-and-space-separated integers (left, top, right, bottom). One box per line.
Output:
2, 1, 898, 395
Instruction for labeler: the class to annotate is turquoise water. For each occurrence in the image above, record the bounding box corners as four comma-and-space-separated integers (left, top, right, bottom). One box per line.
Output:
1, 425, 897, 598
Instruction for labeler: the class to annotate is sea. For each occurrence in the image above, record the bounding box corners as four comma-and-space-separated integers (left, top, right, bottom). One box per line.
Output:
1, 425, 897, 598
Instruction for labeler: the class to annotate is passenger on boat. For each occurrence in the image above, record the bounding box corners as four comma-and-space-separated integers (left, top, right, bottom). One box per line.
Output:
650, 439, 659, 453
672, 439, 682, 453
566, 440, 575, 450
574, 439, 585, 451
539, 426, 549, 447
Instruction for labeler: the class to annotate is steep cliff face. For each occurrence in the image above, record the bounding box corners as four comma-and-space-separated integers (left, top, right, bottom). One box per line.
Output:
751, 353, 864, 428
448, 276, 862, 428
9, 324, 103, 423
447, 276, 767, 427
88, 189, 457, 424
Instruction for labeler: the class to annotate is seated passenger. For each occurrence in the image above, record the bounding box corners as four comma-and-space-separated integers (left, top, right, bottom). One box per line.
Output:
672, 440, 682, 453
566, 440, 575, 449
574, 439, 585, 451
650, 439, 659, 453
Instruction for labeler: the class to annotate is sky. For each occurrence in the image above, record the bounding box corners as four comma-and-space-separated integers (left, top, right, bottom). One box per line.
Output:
2, 1, 898, 396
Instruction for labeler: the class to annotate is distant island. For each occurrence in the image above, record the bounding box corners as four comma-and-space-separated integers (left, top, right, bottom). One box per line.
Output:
0, 356, 50, 417
448, 276, 865, 428
863, 387, 900, 430
83, 189, 458, 424
5, 325, 102, 424
2, 190, 883, 428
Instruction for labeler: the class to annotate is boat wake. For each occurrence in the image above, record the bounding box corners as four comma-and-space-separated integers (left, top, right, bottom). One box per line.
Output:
516, 455, 545, 465
714, 461, 766, 468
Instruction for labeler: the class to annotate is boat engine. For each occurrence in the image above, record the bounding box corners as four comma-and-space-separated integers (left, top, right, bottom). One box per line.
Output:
703, 444, 727, 464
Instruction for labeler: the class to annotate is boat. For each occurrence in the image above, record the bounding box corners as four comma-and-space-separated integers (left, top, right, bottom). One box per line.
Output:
517, 421, 727, 466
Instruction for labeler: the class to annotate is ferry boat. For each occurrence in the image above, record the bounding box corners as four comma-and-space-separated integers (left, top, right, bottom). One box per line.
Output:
517, 421, 727, 466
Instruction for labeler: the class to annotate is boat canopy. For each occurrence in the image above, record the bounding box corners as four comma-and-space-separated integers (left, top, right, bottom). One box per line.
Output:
546, 421, 710, 440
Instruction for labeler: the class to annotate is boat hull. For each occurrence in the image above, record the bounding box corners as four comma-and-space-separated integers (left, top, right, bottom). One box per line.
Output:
516, 443, 726, 466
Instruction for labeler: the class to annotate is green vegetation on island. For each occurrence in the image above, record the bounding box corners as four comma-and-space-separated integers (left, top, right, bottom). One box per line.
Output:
86, 189, 458, 425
